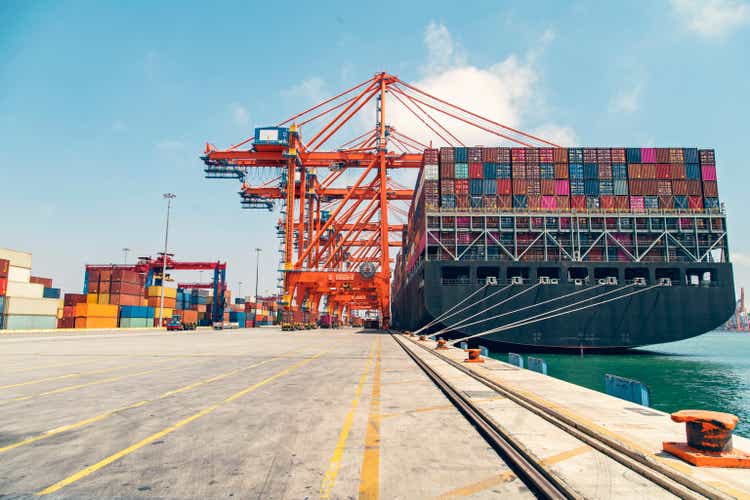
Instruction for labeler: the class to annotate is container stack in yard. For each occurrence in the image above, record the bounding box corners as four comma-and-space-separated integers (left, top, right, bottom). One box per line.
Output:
73, 303, 119, 328
0, 248, 60, 330
147, 285, 177, 326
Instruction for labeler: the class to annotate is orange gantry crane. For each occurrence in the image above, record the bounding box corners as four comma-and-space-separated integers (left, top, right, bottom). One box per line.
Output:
201, 72, 557, 327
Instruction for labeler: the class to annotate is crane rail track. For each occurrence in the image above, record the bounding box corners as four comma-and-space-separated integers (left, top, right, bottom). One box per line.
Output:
391, 333, 730, 500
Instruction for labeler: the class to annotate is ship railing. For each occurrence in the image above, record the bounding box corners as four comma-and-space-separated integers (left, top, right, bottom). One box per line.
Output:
424, 207, 726, 216
441, 278, 472, 286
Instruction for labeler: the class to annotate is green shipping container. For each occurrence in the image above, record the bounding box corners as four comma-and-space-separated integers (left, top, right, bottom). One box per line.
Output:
3, 315, 57, 330
119, 317, 152, 328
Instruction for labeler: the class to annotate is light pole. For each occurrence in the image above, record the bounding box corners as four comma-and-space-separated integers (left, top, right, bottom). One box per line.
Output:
122, 247, 131, 265
254, 248, 261, 327
159, 193, 176, 328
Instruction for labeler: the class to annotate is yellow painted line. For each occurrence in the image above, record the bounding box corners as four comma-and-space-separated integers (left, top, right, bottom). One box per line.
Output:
706, 481, 750, 500
1, 360, 178, 405
36, 350, 329, 496
358, 336, 382, 500
319, 340, 377, 499
0, 362, 144, 391
435, 446, 590, 498
0, 351, 299, 455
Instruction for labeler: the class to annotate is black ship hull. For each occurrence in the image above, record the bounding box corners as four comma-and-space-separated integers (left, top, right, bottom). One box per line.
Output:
391, 261, 735, 351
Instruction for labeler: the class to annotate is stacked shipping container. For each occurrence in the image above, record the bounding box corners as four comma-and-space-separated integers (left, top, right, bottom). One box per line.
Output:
0, 248, 59, 330
424, 146, 719, 213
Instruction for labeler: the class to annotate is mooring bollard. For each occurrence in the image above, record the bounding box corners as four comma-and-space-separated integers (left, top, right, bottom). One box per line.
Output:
605, 374, 651, 407
479, 345, 489, 357
435, 339, 449, 350
508, 352, 524, 368
528, 356, 548, 375
662, 410, 750, 468
464, 348, 484, 363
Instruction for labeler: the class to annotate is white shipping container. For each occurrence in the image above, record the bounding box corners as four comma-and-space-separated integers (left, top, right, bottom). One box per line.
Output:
8, 266, 31, 283
3, 315, 57, 330
0, 248, 32, 269
424, 164, 439, 180
4, 297, 60, 316
6, 281, 44, 299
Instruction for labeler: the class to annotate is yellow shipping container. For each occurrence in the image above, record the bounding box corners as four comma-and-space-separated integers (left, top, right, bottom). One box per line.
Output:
97, 293, 110, 305
75, 317, 118, 328
147, 286, 177, 299
87, 293, 98, 304
152, 307, 174, 319
74, 303, 119, 318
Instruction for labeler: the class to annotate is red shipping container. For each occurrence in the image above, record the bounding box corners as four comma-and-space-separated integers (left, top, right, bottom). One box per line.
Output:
511, 148, 526, 162
512, 164, 526, 178
527, 195, 542, 210
512, 179, 528, 194
703, 181, 719, 197
109, 294, 143, 306
0, 258, 8, 278
657, 180, 672, 195
554, 164, 569, 179
554, 180, 570, 195
526, 164, 541, 178
670, 163, 686, 179
110, 281, 144, 295
468, 147, 482, 162
600, 195, 615, 211
496, 179, 512, 195
497, 196, 512, 209
672, 180, 688, 195
469, 162, 483, 178
482, 147, 501, 162
424, 149, 439, 163
611, 148, 626, 163
553, 148, 568, 163
642, 164, 657, 178
687, 180, 702, 196
58, 317, 75, 329
440, 148, 455, 162
598, 164, 612, 179
641, 148, 657, 163
659, 195, 674, 209
111, 269, 143, 284
644, 179, 659, 195
669, 148, 684, 163
583, 148, 597, 162
30, 276, 53, 288
99, 270, 112, 281
615, 196, 629, 210
64, 293, 87, 306
541, 179, 555, 195
656, 148, 670, 163
656, 164, 671, 179
0, 277, 6, 296
701, 165, 717, 181
539, 148, 554, 163
597, 148, 612, 163
441, 180, 455, 194
498, 148, 511, 163
455, 179, 469, 194
688, 196, 703, 209
628, 164, 642, 179
482, 195, 496, 209
440, 163, 454, 178
571, 195, 587, 210
63, 305, 75, 317
527, 179, 541, 195
556, 196, 570, 209
456, 195, 470, 209
630, 196, 645, 212
541, 196, 556, 210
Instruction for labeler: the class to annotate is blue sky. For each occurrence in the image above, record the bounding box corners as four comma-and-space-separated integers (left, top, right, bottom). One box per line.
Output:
2, 0, 750, 296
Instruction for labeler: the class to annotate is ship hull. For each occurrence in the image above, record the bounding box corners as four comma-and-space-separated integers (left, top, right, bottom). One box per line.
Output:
391, 261, 735, 351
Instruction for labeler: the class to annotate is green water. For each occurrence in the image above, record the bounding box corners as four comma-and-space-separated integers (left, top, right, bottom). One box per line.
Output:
488, 331, 750, 438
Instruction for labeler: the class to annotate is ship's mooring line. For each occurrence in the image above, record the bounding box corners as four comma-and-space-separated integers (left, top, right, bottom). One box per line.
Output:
418, 283, 514, 335
431, 282, 542, 337
450, 283, 663, 345
414, 282, 493, 334
438, 283, 607, 335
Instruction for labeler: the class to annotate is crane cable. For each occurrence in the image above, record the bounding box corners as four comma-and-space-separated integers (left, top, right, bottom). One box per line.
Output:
415, 283, 514, 335
435, 282, 608, 336
449, 283, 663, 345
431, 282, 543, 337
414, 282, 493, 334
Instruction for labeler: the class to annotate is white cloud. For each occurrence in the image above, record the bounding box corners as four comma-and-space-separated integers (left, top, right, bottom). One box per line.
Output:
281, 77, 326, 102
386, 23, 571, 148
610, 81, 645, 114
670, 0, 750, 38
230, 103, 250, 128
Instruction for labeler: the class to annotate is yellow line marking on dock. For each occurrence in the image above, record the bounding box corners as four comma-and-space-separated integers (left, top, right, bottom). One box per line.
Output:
358, 336, 382, 500
706, 481, 750, 500
319, 341, 377, 499
0, 362, 145, 391
0, 350, 300, 455
36, 350, 329, 496
434, 446, 590, 498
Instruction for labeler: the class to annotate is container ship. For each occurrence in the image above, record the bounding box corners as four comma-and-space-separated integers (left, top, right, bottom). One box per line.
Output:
391, 147, 735, 351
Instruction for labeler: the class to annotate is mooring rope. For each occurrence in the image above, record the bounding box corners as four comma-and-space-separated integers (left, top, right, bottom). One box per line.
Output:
449, 283, 663, 345
430, 282, 542, 337
414, 281, 493, 334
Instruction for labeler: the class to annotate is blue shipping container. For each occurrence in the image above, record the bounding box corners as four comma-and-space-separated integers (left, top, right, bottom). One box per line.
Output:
686, 164, 701, 180
614, 179, 629, 195
674, 196, 689, 209
586, 197, 600, 209
470, 196, 483, 208
496, 164, 512, 178
441, 195, 456, 208
612, 164, 628, 179
599, 180, 614, 195
512, 195, 528, 208
254, 127, 290, 145
483, 179, 497, 195
568, 148, 583, 163
454, 163, 469, 178
684, 148, 699, 164
569, 164, 584, 179
43, 287, 61, 299
119, 306, 155, 319
469, 179, 483, 195
584, 180, 600, 196
483, 163, 497, 179
644, 196, 659, 209
704, 197, 720, 209
584, 163, 599, 179
626, 148, 641, 163
540, 164, 554, 179
455, 147, 468, 162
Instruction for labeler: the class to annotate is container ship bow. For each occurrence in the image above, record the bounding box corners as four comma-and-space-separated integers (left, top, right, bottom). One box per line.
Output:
391, 147, 735, 351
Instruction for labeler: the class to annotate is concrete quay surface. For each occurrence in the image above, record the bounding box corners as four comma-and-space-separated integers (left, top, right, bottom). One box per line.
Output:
0, 328, 529, 499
